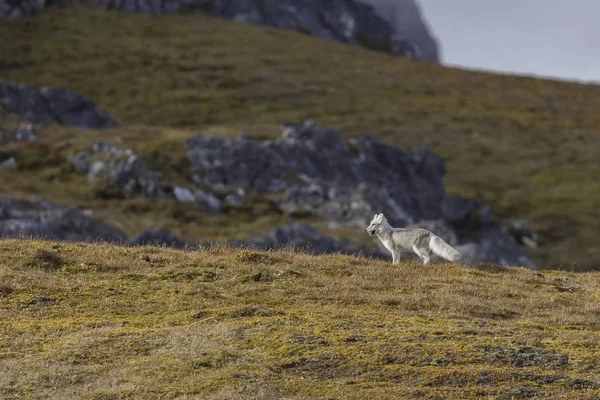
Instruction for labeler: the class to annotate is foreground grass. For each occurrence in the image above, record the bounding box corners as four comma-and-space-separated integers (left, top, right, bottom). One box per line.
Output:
1, 7, 600, 268
2, 240, 600, 399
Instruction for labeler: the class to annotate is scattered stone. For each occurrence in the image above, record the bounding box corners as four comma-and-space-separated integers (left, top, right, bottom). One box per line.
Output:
0, 80, 116, 128
174, 186, 195, 203
14, 123, 37, 142
0, 157, 16, 168
0, 123, 37, 146
224, 188, 246, 207
68, 141, 165, 198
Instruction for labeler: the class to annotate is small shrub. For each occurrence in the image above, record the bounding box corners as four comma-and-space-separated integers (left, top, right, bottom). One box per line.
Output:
23, 249, 66, 271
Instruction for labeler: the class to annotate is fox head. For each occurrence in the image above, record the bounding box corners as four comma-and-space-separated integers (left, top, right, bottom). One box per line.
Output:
366, 213, 386, 236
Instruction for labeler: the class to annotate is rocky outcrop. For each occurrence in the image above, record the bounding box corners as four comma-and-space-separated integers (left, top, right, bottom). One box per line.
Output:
0, 194, 126, 242
68, 141, 225, 213
179, 0, 420, 58
68, 141, 165, 198
0, 81, 116, 129
362, 0, 440, 62
186, 120, 447, 227
186, 121, 535, 268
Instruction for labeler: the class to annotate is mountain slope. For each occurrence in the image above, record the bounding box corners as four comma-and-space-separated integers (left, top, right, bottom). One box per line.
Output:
2, 240, 600, 398
1, 7, 599, 269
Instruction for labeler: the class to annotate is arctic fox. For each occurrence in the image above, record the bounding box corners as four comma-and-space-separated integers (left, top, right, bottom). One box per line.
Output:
366, 213, 460, 265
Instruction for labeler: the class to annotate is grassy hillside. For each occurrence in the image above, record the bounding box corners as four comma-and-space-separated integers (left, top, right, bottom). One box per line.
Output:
1, 6, 599, 269
1, 240, 600, 398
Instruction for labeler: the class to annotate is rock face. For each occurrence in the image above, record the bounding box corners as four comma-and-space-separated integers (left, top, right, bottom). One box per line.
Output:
0, 194, 126, 242
0, 81, 116, 129
178, 0, 421, 58
362, 0, 440, 62
186, 121, 536, 268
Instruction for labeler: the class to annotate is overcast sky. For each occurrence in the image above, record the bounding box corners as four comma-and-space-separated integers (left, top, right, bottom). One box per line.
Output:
418, 0, 600, 83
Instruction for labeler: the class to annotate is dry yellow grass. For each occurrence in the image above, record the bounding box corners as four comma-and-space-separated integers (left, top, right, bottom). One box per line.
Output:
1, 239, 600, 399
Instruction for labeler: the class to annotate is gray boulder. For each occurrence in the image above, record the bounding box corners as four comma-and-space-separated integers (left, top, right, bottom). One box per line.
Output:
186, 135, 285, 193
68, 141, 165, 198
0, 193, 126, 242
223, 189, 246, 207
0, 81, 115, 129
186, 120, 446, 228
0, 157, 16, 168
173, 186, 195, 203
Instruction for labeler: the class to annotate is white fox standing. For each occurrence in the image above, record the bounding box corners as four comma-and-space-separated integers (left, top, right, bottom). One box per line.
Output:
366, 213, 460, 265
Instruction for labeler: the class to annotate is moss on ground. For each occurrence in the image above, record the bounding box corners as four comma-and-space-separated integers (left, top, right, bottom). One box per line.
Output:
1, 7, 600, 269
1, 240, 600, 398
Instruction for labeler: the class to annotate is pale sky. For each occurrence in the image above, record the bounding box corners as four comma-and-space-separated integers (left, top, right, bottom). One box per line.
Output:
418, 0, 600, 83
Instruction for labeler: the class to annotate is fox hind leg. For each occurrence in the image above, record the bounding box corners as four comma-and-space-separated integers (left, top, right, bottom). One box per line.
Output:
412, 245, 431, 265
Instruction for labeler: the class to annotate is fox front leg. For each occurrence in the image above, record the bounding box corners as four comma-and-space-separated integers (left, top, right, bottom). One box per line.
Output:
392, 251, 401, 265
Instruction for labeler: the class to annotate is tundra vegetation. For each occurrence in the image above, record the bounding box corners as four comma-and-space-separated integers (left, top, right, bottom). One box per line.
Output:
2, 240, 600, 399
1, 6, 600, 398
